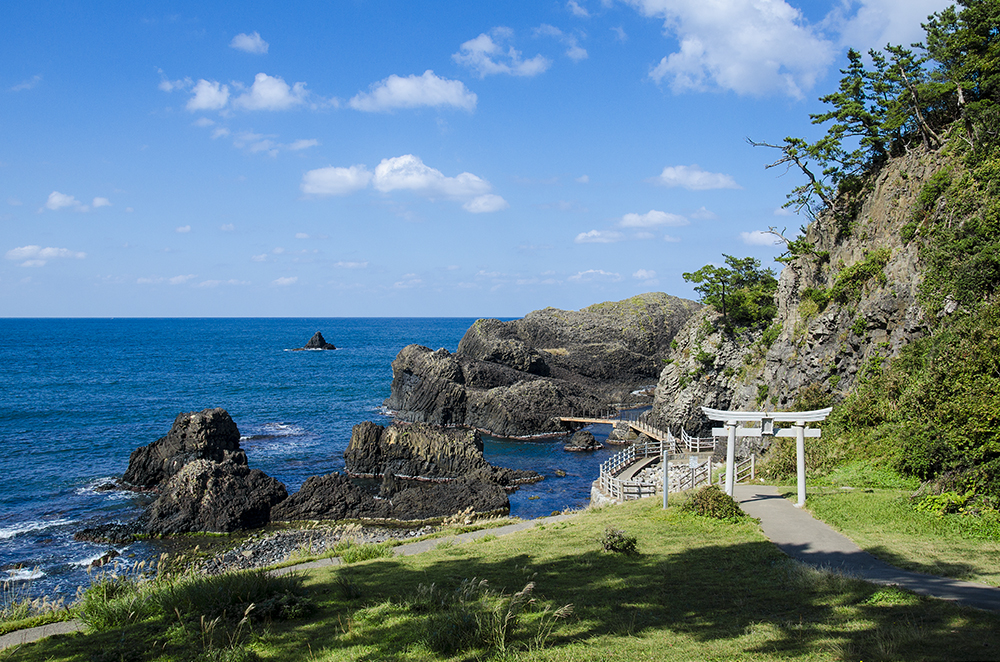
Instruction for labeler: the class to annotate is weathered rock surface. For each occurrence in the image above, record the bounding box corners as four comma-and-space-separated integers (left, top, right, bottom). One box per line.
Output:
123, 408, 247, 488
564, 430, 601, 452
606, 421, 638, 444
344, 421, 539, 487
294, 331, 336, 350
145, 459, 288, 534
385, 293, 701, 437
270, 469, 509, 522
651, 146, 941, 436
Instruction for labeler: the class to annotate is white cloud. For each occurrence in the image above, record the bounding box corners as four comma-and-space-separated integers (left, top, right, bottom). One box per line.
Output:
10, 75, 42, 92
92, 197, 112, 208
350, 70, 476, 112
394, 276, 423, 289
176, 225, 191, 233
575, 230, 624, 243
5, 245, 86, 267
295, 232, 309, 239
453, 28, 552, 78
251, 253, 267, 262
273, 276, 298, 286
569, 269, 622, 282
651, 164, 741, 190
211, 127, 230, 139
158, 69, 192, 92
336, 261, 368, 269
373, 154, 491, 198
187, 79, 229, 111
463, 194, 509, 213
221, 223, 235, 231
663, 234, 681, 242
44, 191, 83, 211
773, 206, 794, 216
690, 206, 717, 220
301, 165, 373, 196
7, 198, 22, 206
741, 230, 781, 245
633, 269, 657, 280
611, 26, 628, 41
288, 138, 319, 150
193, 117, 214, 127
234, 73, 307, 111
535, 24, 588, 61
628, 0, 836, 98
621, 209, 688, 227
302, 155, 499, 211
828, 0, 952, 53
169, 274, 196, 285
576, 175, 589, 184
196, 279, 249, 288
230, 31, 269, 54
567, 0, 590, 17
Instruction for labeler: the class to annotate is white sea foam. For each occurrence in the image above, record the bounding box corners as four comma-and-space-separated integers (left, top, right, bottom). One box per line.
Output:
0, 519, 75, 540
5, 568, 45, 581
241, 422, 307, 441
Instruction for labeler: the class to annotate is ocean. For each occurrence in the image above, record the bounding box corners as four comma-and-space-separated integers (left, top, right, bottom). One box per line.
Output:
0, 318, 620, 599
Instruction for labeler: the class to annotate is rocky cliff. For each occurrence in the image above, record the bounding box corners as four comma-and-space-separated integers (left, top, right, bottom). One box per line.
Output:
385, 292, 701, 437
653, 146, 948, 434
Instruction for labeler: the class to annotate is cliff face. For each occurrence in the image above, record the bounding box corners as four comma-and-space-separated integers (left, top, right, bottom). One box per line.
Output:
385, 292, 701, 437
653, 146, 951, 434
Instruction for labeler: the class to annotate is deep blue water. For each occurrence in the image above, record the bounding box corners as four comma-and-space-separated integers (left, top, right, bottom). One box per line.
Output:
0, 318, 617, 598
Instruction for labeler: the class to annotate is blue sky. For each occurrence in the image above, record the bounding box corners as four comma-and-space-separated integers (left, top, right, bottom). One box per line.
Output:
1, 0, 951, 317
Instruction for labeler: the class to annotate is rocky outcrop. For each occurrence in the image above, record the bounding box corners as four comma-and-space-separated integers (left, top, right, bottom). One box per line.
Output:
270, 469, 509, 522
294, 332, 336, 350
385, 293, 701, 437
652, 146, 942, 435
123, 409, 247, 488
145, 459, 288, 534
564, 430, 601, 452
344, 421, 539, 487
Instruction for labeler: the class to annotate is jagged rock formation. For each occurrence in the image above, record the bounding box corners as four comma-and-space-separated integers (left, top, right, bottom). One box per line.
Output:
123, 408, 247, 488
145, 459, 288, 534
385, 293, 701, 437
344, 421, 539, 487
653, 146, 943, 434
564, 430, 601, 452
294, 331, 336, 350
119, 409, 289, 535
270, 469, 509, 522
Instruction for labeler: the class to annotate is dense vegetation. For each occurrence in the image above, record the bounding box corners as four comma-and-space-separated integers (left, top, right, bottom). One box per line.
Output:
681, 255, 778, 330
759, 0, 1000, 509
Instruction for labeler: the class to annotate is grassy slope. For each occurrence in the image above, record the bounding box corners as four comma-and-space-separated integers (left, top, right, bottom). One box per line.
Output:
8, 499, 1000, 662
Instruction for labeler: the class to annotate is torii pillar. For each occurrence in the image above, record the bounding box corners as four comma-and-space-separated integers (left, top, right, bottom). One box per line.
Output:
701, 406, 832, 507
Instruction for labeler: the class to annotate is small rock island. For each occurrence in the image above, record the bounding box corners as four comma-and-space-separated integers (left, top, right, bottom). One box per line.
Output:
294, 331, 336, 351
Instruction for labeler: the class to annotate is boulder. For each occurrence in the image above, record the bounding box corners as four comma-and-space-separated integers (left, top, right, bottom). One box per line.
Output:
564, 430, 602, 452
145, 459, 288, 534
295, 331, 336, 351
270, 472, 391, 522
123, 409, 247, 489
606, 421, 638, 444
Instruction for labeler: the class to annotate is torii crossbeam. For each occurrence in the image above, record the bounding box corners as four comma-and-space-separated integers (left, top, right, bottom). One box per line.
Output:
702, 406, 832, 507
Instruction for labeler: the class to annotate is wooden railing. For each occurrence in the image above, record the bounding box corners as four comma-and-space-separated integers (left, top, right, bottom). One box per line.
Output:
674, 459, 712, 492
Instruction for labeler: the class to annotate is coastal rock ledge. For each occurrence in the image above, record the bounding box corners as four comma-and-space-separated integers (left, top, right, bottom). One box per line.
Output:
384, 292, 701, 437
293, 331, 336, 350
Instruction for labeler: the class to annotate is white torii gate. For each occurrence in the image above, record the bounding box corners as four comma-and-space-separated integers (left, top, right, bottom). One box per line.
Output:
701, 406, 832, 508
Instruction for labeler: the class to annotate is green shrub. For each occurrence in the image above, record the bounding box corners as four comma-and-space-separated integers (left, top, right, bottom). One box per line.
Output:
596, 527, 638, 555
681, 485, 746, 522
339, 541, 394, 564
829, 248, 890, 304
760, 322, 782, 349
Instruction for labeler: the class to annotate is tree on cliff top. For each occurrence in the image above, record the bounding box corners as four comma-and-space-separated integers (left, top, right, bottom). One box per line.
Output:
682, 255, 777, 331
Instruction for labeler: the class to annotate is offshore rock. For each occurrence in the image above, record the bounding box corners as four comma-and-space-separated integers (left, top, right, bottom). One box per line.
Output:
385, 293, 701, 437
145, 459, 288, 534
123, 408, 247, 489
270, 470, 509, 522
564, 430, 602, 452
294, 331, 336, 350
344, 421, 539, 487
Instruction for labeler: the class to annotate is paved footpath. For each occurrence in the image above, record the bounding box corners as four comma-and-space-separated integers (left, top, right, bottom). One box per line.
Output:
734, 484, 1000, 611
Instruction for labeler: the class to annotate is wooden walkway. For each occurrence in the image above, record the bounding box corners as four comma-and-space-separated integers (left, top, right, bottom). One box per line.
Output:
558, 416, 671, 442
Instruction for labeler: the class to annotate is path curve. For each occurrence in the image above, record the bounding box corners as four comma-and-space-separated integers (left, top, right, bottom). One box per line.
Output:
734, 484, 1000, 611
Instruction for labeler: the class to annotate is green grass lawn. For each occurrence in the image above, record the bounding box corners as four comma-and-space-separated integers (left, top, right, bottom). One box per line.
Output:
802, 486, 1000, 587
6, 498, 1000, 661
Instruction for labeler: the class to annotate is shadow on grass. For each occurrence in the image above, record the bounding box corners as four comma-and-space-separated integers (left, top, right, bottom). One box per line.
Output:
259, 538, 1000, 661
